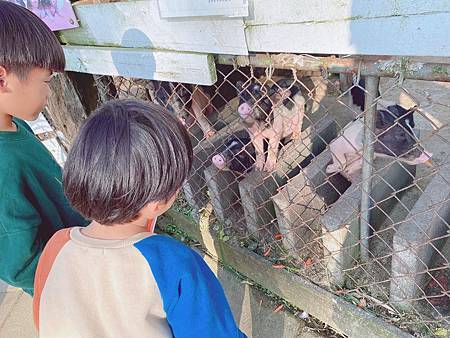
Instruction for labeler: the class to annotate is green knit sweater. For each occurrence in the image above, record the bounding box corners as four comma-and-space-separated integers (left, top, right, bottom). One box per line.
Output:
0, 119, 86, 293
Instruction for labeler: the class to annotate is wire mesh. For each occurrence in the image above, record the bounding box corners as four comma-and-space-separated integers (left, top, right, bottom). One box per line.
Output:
90, 60, 449, 337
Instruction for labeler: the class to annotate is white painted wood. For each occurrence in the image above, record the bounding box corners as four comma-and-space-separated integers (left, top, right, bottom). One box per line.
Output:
60, 0, 450, 59
245, 0, 450, 56
60, 1, 248, 55
63, 46, 217, 85
158, 0, 249, 18
246, 13, 450, 57
246, 0, 450, 25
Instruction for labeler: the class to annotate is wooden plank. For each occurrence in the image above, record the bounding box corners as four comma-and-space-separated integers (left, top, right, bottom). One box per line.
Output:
59, 1, 248, 55
218, 54, 450, 82
245, 0, 450, 57
160, 210, 413, 338
246, 14, 450, 56
158, 0, 249, 18
63, 45, 217, 85
247, 0, 450, 25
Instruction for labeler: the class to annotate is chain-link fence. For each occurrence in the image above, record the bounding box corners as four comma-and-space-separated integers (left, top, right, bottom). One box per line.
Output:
86, 56, 449, 337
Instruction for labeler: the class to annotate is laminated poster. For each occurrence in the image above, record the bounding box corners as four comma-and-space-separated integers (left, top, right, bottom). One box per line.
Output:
7, 0, 79, 31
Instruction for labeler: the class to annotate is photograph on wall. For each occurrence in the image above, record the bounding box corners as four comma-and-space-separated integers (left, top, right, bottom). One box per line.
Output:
8, 0, 79, 31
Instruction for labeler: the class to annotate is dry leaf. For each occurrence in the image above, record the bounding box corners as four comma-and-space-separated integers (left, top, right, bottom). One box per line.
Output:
274, 304, 284, 313
272, 264, 286, 269
357, 298, 367, 308
304, 257, 313, 268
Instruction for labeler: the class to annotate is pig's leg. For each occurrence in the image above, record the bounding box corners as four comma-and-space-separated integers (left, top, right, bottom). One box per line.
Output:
342, 153, 363, 182
191, 87, 216, 138
291, 96, 306, 140
310, 77, 327, 114
249, 125, 266, 171
262, 107, 287, 172
326, 137, 349, 174
261, 127, 280, 172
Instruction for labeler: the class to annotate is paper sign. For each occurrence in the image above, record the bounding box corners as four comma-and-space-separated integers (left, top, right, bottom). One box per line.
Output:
7, 0, 79, 31
158, 0, 249, 18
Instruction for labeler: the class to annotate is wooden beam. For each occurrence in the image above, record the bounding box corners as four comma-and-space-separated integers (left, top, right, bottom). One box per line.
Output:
217, 54, 450, 82
63, 45, 217, 85
59, 1, 248, 55
245, 0, 450, 57
247, 0, 450, 25
158, 0, 248, 18
160, 210, 413, 338
59, 0, 450, 58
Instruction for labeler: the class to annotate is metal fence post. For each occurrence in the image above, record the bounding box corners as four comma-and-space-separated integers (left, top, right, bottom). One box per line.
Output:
360, 76, 380, 262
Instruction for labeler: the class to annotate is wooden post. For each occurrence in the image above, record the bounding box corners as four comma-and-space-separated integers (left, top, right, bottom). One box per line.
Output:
45, 72, 94, 143
360, 76, 380, 262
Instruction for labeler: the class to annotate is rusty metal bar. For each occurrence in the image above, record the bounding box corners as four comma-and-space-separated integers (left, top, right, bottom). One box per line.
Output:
217, 54, 450, 82
360, 76, 380, 263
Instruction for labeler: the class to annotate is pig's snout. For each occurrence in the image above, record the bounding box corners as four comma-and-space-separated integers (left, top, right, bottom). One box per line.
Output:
212, 154, 226, 170
238, 103, 252, 119
412, 151, 433, 166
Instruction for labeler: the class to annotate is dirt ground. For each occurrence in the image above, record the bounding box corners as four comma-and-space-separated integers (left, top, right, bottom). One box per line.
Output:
380, 78, 450, 131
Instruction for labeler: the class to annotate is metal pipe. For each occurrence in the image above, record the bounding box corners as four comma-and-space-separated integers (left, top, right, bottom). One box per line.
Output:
360, 76, 380, 263
217, 54, 450, 82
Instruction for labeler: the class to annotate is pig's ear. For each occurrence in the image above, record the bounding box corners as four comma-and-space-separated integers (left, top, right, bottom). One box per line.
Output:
376, 110, 390, 129
378, 110, 389, 126
404, 114, 415, 129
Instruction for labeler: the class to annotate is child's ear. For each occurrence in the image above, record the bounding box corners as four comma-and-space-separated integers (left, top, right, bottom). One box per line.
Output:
146, 201, 160, 213
0, 66, 8, 92
145, 199, 170, 215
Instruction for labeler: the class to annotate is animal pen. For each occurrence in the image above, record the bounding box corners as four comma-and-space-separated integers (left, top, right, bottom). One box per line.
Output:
46, 1, 449, 337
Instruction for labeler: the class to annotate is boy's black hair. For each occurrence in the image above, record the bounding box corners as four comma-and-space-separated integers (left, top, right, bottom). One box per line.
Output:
0, 1, 65, 77
63, 99, 193, 225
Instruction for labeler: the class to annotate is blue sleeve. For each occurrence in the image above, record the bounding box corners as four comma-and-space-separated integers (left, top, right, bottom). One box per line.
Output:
134, 235, 246, 338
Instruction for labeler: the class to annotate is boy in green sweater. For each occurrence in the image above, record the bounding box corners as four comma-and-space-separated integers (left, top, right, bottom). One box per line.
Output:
0, 1, 86, 294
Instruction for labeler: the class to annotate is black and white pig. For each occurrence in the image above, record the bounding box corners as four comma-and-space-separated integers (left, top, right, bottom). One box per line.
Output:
236, 79, 306, 172
147, 81, 216, 138
326, 104, 433, 182
211, 130, 256, 174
